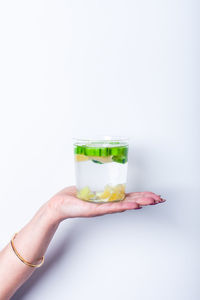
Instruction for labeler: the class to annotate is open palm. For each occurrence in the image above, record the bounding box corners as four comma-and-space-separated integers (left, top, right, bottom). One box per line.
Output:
49, 186, 165, 221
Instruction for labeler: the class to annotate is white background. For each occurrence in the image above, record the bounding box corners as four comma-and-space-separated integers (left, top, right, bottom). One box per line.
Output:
0, 1, 199, 299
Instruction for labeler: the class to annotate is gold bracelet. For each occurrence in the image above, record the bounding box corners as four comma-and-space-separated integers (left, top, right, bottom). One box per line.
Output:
10, 233, 44, 268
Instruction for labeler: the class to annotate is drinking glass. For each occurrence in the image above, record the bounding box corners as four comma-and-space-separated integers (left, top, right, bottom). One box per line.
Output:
73, 136, 129, 203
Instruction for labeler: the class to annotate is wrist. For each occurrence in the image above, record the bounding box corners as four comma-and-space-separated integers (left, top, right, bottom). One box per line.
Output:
43, 200, 62, 227
13, 203, 60, 265
46, 196, 69, 224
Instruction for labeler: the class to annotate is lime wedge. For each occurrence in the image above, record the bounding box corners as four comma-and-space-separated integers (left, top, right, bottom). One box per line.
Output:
99, 147, 109, 157
74, 145, 128, 163
110, 146, 128, 156
74, 145, 84, 154
84, 147, 101, 156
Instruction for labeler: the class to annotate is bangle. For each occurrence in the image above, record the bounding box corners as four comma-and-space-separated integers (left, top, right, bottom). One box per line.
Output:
10, 233, 45, 268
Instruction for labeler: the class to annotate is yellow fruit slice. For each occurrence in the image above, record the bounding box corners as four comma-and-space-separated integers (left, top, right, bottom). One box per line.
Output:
115, 184, 125, 194
77, 186, 95, 201
108, 192, 119, 201
77, 184, 126, 202
99, 186, 111, 199
89, 156, 113, 163
98, 184, 126, 201
75, 154, 89, 162
75, 154, 112, 163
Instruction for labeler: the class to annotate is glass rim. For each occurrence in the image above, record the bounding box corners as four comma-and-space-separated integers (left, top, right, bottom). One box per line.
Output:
73, 136, 129, 143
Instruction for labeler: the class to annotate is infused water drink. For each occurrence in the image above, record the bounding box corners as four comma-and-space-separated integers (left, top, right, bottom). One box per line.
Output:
73, 137, 129, 203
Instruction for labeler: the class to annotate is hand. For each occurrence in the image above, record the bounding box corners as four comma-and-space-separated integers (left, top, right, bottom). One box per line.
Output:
0, 186, 166, 300
48, 186, 166, 222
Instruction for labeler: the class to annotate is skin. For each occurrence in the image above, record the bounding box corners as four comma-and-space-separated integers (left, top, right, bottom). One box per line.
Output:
0, 186, 165, 300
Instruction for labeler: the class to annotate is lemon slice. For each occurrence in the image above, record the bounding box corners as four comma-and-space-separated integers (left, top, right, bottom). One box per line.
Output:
77, 186, 95, 201
75, 154, 89, 162
99, 185, 111, 199
89, 156, 113, 163
98, 184, 126, 202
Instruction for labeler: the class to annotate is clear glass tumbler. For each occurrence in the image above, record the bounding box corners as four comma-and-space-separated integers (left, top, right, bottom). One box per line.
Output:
73, 136, 129, 203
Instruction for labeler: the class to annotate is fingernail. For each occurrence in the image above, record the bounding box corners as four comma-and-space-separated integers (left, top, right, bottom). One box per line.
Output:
160, 199, 166, 202
150, 202, 157, 205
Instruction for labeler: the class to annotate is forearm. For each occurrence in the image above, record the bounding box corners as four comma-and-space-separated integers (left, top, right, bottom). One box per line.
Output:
0, 202, 59, 300
0, 186, 164, 299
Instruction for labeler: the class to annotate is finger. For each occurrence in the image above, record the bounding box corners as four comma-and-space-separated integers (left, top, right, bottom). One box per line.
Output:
126, 191, 160, 199
125, 195, 156, 206
135, 197, 155, 206
125, 194, 166, 205
126, 192, 162, 202
97, 201, 141, 215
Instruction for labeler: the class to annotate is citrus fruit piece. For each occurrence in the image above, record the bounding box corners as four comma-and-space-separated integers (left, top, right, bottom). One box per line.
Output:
77, 186, 95, 201
108, 192, 119, 201
74, 145, 85, 154
84, 147, 101, 156
75, 154, 89, 162
99, 186, 111, 199
115, 184, 126, 194
90, 156, 113, 163
109, 146, 128, 156
84, 147, 110, 157
97, 184, 126, 201
74, 145, 128, 163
